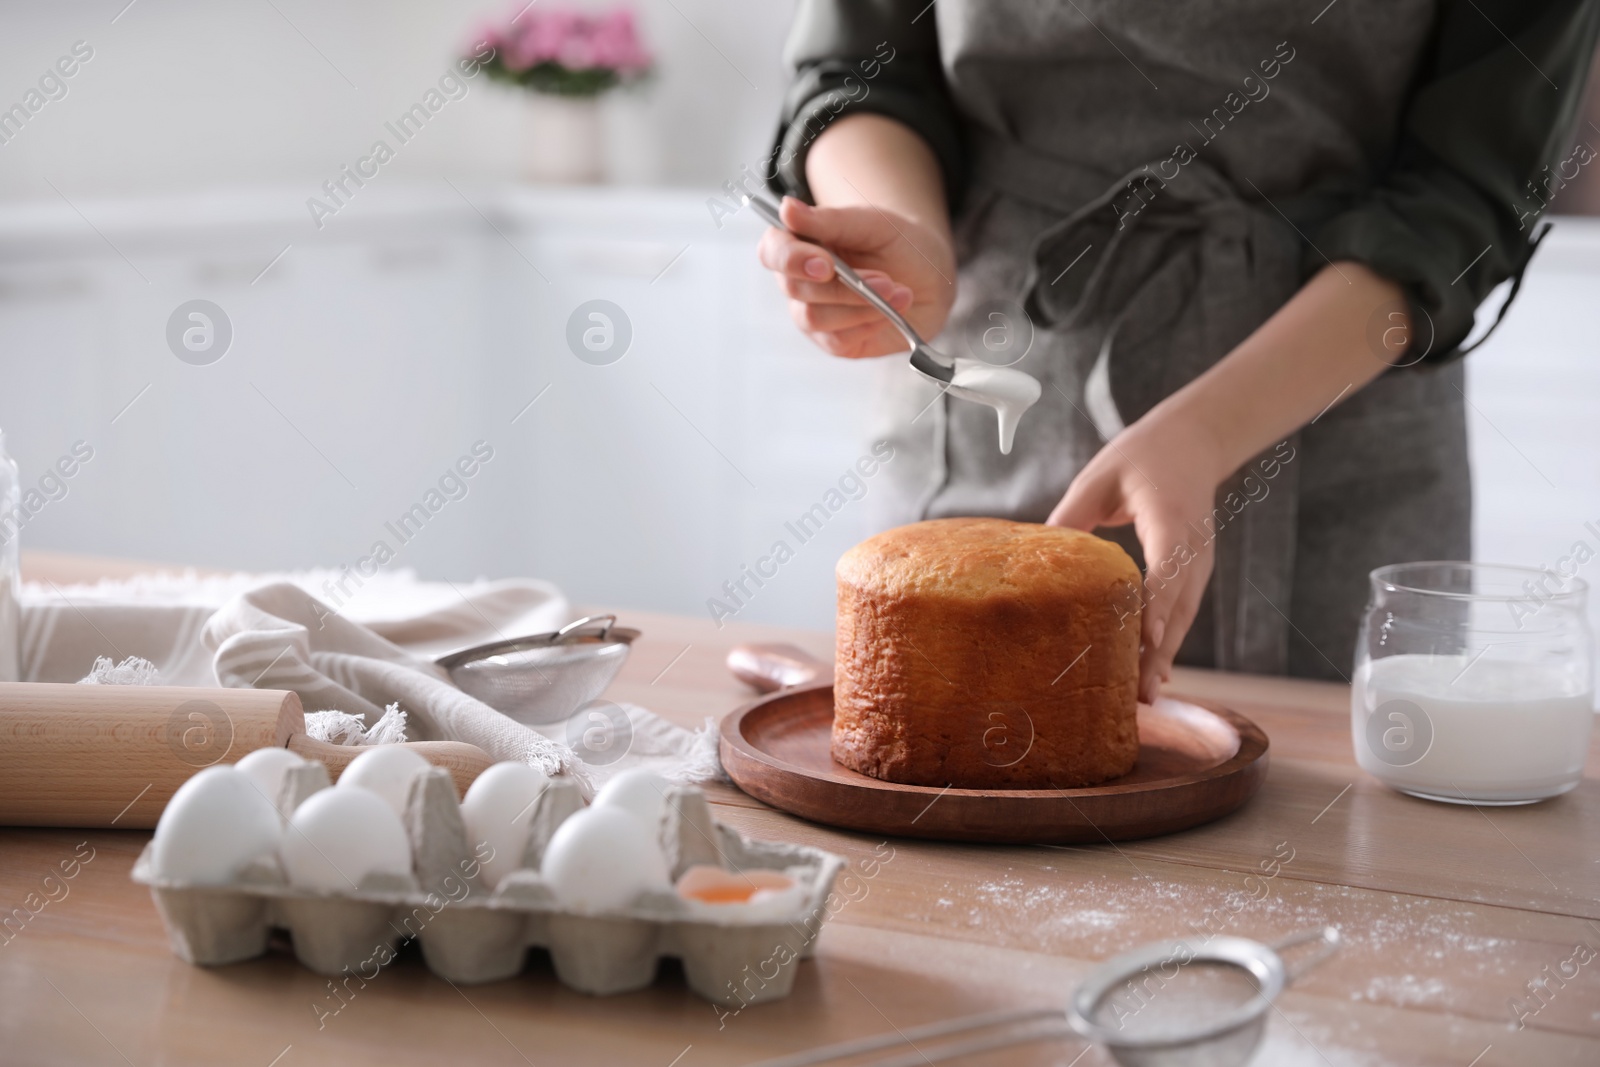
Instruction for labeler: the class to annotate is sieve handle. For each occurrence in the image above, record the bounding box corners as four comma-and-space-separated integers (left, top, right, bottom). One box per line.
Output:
1273, 926, 1341, 985
555, 614, 617, 642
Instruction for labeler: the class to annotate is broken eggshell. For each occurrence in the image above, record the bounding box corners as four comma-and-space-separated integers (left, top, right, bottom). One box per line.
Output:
675, 865, 804, 920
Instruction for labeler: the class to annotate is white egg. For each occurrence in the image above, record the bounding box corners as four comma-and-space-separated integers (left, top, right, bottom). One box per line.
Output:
540, 806, 668, 913
337, 745, 431, 818
282, 785, 412, 893
234, 747, 308, 818
460, 761, 550, 889
591, 768, 672, 830
150, 765, 282, 885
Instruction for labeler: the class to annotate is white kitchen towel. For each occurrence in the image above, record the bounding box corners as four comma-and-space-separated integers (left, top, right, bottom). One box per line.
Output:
20, 568, 723, 791
204, 581, 580, 778
21, 567, 572, 686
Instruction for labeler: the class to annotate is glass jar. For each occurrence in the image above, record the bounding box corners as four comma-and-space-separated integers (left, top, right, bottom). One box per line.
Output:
1352, 562, 1594, 805
0, 429, 18, 682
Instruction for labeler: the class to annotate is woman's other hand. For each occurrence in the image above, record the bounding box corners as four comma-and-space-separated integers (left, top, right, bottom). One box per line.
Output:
1047, 411, 1231, 704
1048, 262, 1406, 702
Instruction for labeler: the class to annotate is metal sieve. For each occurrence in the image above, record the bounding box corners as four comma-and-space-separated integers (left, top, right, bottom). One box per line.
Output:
1067, 926, 1341, 1067
435, 614, 639, 726
748, 926, 1340, 1067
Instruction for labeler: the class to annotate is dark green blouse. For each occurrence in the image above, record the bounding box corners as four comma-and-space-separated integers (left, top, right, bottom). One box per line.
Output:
767, 0, 1600, 359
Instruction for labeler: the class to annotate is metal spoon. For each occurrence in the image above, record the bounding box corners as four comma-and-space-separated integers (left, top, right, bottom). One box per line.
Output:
741, 191, 954, 385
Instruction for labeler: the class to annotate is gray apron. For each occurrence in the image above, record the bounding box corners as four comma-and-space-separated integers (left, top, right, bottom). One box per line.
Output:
871, 0, 1472, 681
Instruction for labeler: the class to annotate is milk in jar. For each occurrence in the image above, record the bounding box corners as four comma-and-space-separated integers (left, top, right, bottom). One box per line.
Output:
1352, 653, 1593, 803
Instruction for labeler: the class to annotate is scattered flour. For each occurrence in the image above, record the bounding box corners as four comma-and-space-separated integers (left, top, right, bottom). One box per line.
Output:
1363, 974, 1450, 1007
1066, 909, 1124, 932
928, 859, 1524, 1018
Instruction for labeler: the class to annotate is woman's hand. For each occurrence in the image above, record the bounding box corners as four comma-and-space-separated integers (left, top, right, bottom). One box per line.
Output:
760, 113, 956, 359
757, 196, 957, 359
1051, 262, 1406, 700
1048, 409, 1231, 704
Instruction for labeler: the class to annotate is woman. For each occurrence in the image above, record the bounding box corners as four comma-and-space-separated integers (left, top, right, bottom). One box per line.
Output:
758, 0, 1599, 700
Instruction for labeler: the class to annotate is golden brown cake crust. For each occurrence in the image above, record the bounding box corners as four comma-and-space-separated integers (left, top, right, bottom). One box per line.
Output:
832, 517, 1141, 789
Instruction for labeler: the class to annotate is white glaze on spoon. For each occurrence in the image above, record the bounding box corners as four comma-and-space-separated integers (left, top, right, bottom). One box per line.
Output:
947, 359, 1043, 454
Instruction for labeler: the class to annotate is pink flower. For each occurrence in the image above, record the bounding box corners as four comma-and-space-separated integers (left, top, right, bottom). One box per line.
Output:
463, 18, 506, 57
473, 3, 652, 75
592, 9, 652, 72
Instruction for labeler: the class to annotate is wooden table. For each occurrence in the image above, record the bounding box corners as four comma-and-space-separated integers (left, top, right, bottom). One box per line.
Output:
4, 559, 1597, 1066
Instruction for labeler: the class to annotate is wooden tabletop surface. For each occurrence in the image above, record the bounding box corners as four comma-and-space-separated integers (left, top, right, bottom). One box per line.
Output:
3, 555, 1598, 1067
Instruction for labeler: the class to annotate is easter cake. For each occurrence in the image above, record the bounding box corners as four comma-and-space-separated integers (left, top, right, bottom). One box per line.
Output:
832, 517, 1142, 789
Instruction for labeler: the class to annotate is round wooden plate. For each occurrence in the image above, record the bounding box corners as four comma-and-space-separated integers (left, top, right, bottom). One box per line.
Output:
719, 683, 1269, 844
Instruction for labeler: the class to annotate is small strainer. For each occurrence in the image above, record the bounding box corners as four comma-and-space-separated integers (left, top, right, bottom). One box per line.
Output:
435, 614, 639, 726
749, 927, 1340, 1067
1067, 927, 1342, 1067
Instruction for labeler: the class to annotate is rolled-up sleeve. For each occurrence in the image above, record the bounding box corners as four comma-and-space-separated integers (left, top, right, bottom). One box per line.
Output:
768, 0, 967, 208
1305, 0, 1600, 360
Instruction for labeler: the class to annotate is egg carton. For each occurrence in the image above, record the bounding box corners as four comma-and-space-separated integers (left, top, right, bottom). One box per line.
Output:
131, 764, 846, 1005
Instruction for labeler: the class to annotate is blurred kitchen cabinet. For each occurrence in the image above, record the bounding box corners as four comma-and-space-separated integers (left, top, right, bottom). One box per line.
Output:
490, 188, 876, 625
0, 186, 878, 628
4, 187, 1591, 636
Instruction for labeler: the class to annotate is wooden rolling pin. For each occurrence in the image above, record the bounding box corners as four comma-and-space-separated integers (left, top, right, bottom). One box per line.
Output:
0, 683, 493, 829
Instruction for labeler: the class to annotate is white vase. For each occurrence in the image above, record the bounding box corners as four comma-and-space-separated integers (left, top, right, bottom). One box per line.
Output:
522, 94, 604, 184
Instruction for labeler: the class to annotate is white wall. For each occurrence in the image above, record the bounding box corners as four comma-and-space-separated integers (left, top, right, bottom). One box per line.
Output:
0, 183, 880, 631
0, 0, 795, 197
1464, 222, 1600, 645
